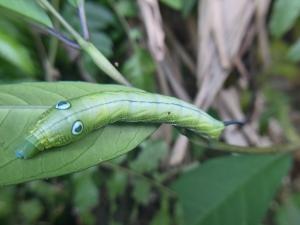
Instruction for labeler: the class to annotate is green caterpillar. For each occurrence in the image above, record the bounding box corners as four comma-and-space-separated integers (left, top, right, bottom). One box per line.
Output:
16, 91, 238, 159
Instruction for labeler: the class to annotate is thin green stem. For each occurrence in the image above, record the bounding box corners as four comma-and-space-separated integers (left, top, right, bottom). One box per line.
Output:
48, 0, 60, 65
48, 33, 59, 65
37, 0, 131, 86
280, 106, 299, 143
37, 0, 82, 42
193, 138, 300, 154
182, 128, 300, 154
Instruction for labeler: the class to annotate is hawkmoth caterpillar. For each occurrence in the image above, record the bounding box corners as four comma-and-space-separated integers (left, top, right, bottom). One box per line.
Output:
16, 91, 239, 159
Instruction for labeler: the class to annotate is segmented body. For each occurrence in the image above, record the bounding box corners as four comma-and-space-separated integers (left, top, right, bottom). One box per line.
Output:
16, 91, 225, 159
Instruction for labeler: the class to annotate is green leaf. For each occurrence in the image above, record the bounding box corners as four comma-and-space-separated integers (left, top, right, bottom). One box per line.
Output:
85, 1, 115, 29
182, 0, 198, 16
172, 154, 291, 225
0, 30, 35, 76
0, 82, 157, 186
115, 0, 138, 18
129, 140, 168, 173
0, 186, 16, 219
91, 32, 113, 57
122, 48, 156, 92
269, 40, 299, 79
106, 171, 127, 214
132, 179, 151, 205
64, 1, 115, 31
19, 199, 44, 223
276, 193, 300, 225
68, 0, 80, 7
72, 168, 98, 225
288, 38, 300, 62
106, 172, 127, 201
27, 180, 62, 206
269, 0, 300, 38
159, 0, 182, 10
0, 0, 52, 27
73, 168, 99, 212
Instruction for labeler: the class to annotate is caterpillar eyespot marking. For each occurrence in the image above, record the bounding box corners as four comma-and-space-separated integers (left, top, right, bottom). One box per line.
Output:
72, 120, 83, 135
55, 100, 71, 110
15, 90, 241, 159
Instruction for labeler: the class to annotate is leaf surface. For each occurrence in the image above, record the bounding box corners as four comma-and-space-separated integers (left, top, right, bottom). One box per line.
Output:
0, 30, 35, 75
0, 0, 52, 27
269, 0, 300, 38
172, 154, 291, 225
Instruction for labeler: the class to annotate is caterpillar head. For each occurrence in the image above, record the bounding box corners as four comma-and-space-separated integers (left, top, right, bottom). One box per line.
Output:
16, 99, 90, 159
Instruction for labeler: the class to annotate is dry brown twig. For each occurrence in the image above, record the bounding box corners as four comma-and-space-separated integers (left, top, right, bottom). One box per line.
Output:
137, 0, 190, 100
255, 0, 271, 68
137, 0, 169, 94
165, 26, 197, 76
169, 0, 272, 166
137, 0, 273, 167
137, 0, 193, 143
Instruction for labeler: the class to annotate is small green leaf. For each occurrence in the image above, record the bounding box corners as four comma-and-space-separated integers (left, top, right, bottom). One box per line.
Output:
27, 180, 62, 206
72, 168, 98, 225
91, 32, 113, 57
73, 168, 98, 213
122, 48, 156, 91
0, 82, 157, 186
288, 38, 300, 62
269, 0, 300, 38
268, 40, 299, 79
159, 0, 182, 10
276, 193, 300, 225
115, 0, 138, 18
0, 186, 16, 218
0, 30, 35, 76
85, 1, 115, 28
68, 0, 80, 7
172, 154, 291, 225
106, 172, 127, 200
63, 1, 115, 30
0, 0, 52, 27
182, 0, 198, 16
106, 171, 128, 214
132, 179, 151, 205
19, 199, 44, 223
129, 140, 168, 173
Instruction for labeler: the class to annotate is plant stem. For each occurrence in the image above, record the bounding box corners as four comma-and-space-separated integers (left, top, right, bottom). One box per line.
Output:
48, 0, 60, 65
37, 0, 131, 86
45, 26, 80, 49
48, 37, 58, 65
198, 139, 300, 154
38, 0, 82, 41
182, 128, 300, 154
78, 0, 90, 40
